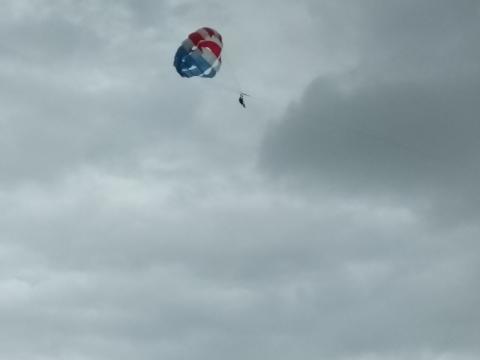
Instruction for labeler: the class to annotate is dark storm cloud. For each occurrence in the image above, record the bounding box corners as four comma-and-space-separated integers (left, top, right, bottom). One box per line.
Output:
261, 76, 480, 220
257, 3, 480, 356
262, 0, 480, 224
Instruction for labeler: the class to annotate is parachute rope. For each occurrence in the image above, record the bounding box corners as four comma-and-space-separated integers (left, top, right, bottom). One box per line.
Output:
174, 27, 252, 102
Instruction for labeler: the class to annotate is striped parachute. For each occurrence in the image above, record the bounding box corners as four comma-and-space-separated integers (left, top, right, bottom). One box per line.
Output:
173, 27, 223, 78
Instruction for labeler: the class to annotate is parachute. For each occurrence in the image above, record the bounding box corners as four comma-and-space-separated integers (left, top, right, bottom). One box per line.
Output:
174, 27, 223, 78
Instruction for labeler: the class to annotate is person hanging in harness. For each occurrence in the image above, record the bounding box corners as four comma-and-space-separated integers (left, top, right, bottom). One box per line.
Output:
238, 93, 247, 108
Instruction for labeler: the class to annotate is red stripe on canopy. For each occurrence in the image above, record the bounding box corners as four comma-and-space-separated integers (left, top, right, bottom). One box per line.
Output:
198, 40, 222, 58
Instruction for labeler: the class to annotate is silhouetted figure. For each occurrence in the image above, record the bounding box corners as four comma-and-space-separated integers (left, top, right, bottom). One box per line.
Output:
239, 94, 246, 108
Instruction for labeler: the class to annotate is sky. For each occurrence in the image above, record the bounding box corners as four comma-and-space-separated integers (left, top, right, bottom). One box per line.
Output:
1, 1, 479, 359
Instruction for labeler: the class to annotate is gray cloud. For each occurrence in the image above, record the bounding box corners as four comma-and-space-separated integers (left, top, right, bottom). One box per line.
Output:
261, 0, 480, 225
306, 0, 480, 81
0, 1, 207, 184
1, 1, 479, 360
2, 169, 480, 359
257, 1, 480, 356
261, 76, 480, 223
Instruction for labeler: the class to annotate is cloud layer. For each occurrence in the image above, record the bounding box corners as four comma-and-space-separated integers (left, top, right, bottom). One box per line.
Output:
1, 1, 479, 360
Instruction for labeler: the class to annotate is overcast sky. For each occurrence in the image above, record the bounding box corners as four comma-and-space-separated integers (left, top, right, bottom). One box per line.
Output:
1, 1, 479, 359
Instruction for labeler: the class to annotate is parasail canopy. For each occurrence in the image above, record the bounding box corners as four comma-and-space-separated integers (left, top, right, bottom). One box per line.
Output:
173, 27, 223, 78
